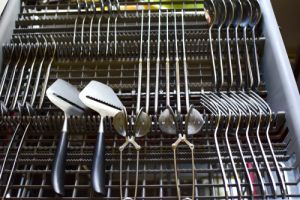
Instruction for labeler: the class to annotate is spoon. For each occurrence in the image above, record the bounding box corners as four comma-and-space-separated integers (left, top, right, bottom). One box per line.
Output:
231, 0, 244, 90
240, 0, 253, 90
248, 0, 262, 89
113, 107, 146, 200
159, 10, 177, 135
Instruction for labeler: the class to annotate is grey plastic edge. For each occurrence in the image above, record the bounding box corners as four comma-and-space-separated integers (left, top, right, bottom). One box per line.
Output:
260, 0, 300, 165
0, 0, 20, 73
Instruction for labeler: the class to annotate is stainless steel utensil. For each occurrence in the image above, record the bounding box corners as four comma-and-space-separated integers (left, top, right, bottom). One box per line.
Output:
204, 0, 218, 90
136, 9, 144, 114
248, 0, 262, 89
200, 94, 230, 199
39, 35, 56, 109
181, 10, 204, 136
154, 6, 161, 115
249, 91, 287, 196
161, 11, 204, 200
224, 0, 234, 90
159, 10, 177, 135
239, 92, 276, 196
231, 0, 244, 90
240, 0, 253, 89
113, 107, 144, 200
215, 0, 227, 90
231, 92, 267, 197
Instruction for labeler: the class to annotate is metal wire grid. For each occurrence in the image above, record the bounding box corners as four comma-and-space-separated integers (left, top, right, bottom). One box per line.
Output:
0, 0, 297, 199
0, 34, 266, 115
0, 115, 298, 199
0, 4, 266, 113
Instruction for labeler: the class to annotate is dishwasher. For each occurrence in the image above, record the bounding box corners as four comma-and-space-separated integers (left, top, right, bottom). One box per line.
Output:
0, 0, 300, 199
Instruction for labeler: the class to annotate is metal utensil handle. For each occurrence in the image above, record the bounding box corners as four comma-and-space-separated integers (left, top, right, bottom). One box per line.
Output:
213, 95, 242, 197
97, 16, 102, 54
235, 26, 243, 90
172, 134, 195, 200
254, 108, 277, 195
235, 112, 254, 194
266, 116, 287, 195
154, 8, 161, 114
226, 25, 233, 90
106, 16, 111, 55
251, 27, 261, 88
201, 97, 229, 198
136, 10, 144, 113
225, 114, 242, 197
217, 25, 224, 89
2, 122, 30, 199
181, 10, 190, 110
209, 26, 217, 91
213, 109, 229, 198
114, 15, 118, 55
22, 37, 40, 106
243, 105, 266, 196
73, 16, 78, 44
229, 93, 254, 194
0, 44, 15, 97
81, 15, 86, 44
12, 43, 36, 109
119, 136, 141, 200
146, 9, 151, 114
166, 10, 170, 106
243, 27, 253, 89
89, 15, 94, 44
0, 123, 21, 181
250, 91, 287, 195
4, 42, 26, 107
91, 116, 106, 195
174, 11, 181, 114
51, 117, 69, 195
30, 36, 48, 106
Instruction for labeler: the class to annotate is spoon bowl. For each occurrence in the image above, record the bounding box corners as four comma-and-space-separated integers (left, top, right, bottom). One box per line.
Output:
231, 0, 243, 27
159, 105, 177, 135
240, 0, 252, 27
185, 105, 205, 135
113, 107, 128, 137
134, 108, 151, 138
249, 0, 261, 28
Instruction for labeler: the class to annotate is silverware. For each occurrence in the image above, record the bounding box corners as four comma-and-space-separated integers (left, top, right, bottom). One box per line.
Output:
113, 107, 146, 200
248, 0, 262, 89
159, 10, 176, 135
204, 0, 218, 90
240, 0, 254, 89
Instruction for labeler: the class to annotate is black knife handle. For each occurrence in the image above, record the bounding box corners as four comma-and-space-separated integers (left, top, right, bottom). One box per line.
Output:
51, 130, 68, 196
91, 117, 106, 195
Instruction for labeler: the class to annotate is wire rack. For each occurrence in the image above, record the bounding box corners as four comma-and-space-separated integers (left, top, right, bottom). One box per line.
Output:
0, 115, 298, 200
0, 0, 299, 199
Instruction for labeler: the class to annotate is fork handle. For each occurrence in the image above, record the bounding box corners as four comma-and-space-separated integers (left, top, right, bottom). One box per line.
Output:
91, 117, 106, 195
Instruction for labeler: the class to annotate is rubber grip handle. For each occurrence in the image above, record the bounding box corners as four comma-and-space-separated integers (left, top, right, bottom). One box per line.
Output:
91, 117, 106, 195
51, 130, 68, 195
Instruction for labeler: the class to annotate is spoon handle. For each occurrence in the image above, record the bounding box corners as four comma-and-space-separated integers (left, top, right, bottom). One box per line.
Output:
91, 116, 106, 195
52, 127, 68, 195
